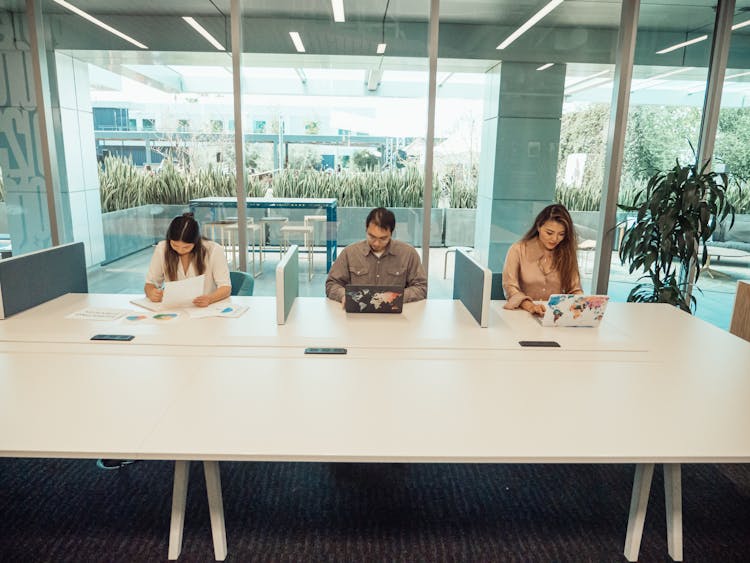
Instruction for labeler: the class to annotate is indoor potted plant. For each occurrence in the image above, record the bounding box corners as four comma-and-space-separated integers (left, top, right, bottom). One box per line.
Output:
618, 159, 735, 312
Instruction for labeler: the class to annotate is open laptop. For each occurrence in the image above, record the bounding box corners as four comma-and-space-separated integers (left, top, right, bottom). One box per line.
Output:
537, 294, 610, 327
344, 284, 405, 313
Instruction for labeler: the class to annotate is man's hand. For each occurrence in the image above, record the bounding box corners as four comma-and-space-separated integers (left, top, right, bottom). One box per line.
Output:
193, 295, 211, 307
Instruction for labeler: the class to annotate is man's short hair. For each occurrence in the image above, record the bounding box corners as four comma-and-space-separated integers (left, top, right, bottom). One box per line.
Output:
366, 207, 396, 233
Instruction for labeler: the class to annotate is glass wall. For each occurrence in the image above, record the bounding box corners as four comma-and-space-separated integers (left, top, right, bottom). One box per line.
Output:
613, 1, 716, 321
436, 1, 622, 296
710, 0, 750, 328
237, 1, 431, 294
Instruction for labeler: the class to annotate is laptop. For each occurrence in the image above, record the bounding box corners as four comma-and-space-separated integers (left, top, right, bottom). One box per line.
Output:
344, 284, 405, 313
537, 294, 610, 327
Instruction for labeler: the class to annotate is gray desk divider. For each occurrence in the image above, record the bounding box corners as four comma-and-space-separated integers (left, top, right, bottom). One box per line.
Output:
275, 245, 299, 325
452, 248, 491, 327
0, 242, 88, 319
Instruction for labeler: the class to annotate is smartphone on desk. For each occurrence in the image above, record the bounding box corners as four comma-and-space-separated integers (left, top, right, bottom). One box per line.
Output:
304, 347, 347, 355
91, 334, 135, 342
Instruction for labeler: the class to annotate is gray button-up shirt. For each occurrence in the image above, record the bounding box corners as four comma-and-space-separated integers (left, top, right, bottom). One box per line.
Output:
325, 239, 428, 303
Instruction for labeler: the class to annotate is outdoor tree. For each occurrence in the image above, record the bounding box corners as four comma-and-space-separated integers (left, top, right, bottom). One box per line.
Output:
351, 149, 380, 171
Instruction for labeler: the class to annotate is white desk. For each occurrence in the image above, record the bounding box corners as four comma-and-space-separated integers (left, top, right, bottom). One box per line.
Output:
1, 294, 749, 561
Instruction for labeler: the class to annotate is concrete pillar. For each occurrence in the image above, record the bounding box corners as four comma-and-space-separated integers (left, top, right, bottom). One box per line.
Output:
474, 61, 566, 272
0, 11, 54, 255
0, 11, 104, 264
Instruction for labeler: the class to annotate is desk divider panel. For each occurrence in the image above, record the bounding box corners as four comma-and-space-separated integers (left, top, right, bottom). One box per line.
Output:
452, 248, 491, 327
275, 245, 299, 325
0, 242, 87, 319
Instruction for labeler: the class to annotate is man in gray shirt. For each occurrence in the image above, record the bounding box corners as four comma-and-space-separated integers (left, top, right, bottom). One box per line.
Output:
325, 207, 427, 303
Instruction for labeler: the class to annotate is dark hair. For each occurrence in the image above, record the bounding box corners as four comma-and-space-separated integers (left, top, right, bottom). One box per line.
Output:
365, 207, 396, 233
164, 213, 206, 281
521, 204, 580, 293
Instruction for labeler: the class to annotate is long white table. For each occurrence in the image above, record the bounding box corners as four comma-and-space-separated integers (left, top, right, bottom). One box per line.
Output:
1, 294, 749, 561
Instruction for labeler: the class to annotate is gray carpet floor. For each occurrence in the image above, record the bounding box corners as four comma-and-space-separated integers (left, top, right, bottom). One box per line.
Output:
1, 459, 749, 562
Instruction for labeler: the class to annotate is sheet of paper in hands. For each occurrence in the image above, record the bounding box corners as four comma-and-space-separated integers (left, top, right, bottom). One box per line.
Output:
162, 274, 205, 308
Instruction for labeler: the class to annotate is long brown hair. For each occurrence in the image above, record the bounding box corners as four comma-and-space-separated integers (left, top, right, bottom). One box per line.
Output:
164, 213, 207, 281
521, 204, 580, 292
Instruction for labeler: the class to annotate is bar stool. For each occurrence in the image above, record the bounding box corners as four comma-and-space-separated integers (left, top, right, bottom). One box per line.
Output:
304, 214, 327, 250
204, 219, 236, 259
259, 216, 289, 258
224, 219, 263, 277
280, 224, 314, 280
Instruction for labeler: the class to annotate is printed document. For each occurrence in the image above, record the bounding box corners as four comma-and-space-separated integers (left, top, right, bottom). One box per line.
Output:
162, 274, 205, 308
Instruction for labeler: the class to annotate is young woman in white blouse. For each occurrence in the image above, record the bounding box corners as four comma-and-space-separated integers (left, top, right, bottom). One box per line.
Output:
144, 213, 231, 307
502, 204, 583, 316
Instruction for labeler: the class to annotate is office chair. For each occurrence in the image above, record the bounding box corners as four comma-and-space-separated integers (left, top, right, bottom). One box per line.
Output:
230, 270, 255, 296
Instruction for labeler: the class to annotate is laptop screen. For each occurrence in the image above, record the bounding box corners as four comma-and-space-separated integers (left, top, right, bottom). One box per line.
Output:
344, 285, 405, 313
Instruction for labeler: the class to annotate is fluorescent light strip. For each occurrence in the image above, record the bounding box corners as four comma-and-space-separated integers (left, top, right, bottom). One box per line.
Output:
289, 32, 306, 53
53, 0, 147, 49
631, 67, 693, 91
656, 35, 708, 55
565, 69, 610, 88
331, 0, 345, 23
564, 77, 611, 95
497, 0, 564, 50
182, 17, 225, 51
536, 63, 554, 71
687, 70, 750, 94
732, 18, 750, 30
376, 43, 387, 54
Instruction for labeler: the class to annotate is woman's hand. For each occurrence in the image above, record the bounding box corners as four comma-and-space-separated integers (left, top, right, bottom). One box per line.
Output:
146, 287, 163, 303
522, 299, 546, 316
193, 295, 211, 307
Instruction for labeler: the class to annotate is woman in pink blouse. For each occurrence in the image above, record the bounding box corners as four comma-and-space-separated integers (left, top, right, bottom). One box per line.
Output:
502, 204, 583, 316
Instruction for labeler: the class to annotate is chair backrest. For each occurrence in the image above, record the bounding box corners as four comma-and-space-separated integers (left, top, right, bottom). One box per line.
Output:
730, 280, 750, 342
229, 270, 255, 296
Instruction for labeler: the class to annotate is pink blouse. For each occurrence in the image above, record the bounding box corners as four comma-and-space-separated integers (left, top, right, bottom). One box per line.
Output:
502, 239, 582, 309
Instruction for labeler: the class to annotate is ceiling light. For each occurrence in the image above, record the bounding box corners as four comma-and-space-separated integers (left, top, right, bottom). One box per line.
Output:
53, 0, 147, 49
631, 67, 693, 91
331, 0, 345, 23
377, 43, 387, 54
656, 35, 708, 55
536, 63, 554, 71
289, 32, 306, 53
732, 18, 750, 31
565, 69, 610, 88
497, 0, 564, 50
182, 17, 225, 51
564, 77, 611, 95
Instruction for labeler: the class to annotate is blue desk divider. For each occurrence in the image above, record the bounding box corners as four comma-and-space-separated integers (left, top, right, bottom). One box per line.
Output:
275, 245, 299, 325
452, 248, 491, 327
0, 242, 88, 319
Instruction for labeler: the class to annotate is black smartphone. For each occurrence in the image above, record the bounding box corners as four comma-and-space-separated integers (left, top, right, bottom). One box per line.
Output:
518, 340, 560, 348
91, 334, 135, 341
304, 347, 347, 355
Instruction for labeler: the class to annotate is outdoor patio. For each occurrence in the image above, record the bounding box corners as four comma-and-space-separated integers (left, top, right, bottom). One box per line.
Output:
86, 243, 747, 331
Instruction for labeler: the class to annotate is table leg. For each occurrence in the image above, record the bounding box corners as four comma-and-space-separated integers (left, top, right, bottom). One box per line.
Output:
664, 463, 683, 561
168, 460, 190, 560
203, 461, 227, 561
624, 463, 654, 562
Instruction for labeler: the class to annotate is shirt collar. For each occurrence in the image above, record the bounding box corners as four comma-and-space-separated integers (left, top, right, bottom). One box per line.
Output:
359, 239, 393, 257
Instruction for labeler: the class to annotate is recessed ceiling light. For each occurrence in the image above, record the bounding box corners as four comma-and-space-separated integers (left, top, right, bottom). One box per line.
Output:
565, 69, 609, 88
536, 63, 554, 71
656, 35, 708, 55
289, 32, 306, 53
630, 67, 693, 91
565, 77, 611, 95
331, 0, 345, 23
731, 18, 750, 31
53, 0, 147, 49
377, 43, 387, 54
497, 0, 564, 50
182, 17, 225, 51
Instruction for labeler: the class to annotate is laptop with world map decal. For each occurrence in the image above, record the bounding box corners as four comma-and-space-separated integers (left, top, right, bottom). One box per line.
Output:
537, 294, 610, 327
344, 284, 405, 313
